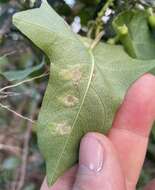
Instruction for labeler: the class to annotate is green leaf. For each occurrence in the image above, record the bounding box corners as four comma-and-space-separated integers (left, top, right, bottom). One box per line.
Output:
2, 157, 21, 170
0, 62, 44, 81
13, 1, 155, 185
79, 0, 99, 5
0, 56, 9, 66
113, 10, 155, 60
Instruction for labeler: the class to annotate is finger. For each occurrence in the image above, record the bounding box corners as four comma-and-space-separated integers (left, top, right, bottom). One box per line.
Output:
108, 74, 155, 189
72, 133, 126, 190
144, 179, 155, 190
40, 166, 77, 190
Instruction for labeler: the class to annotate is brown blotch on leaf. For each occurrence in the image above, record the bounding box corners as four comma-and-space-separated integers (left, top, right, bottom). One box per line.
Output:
72, 68, 82, 85
54, 122, 72, 135
63, 95, 79, 107
60, 66, 82, 85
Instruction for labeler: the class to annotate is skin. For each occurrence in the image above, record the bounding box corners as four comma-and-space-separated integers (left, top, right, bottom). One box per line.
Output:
41, 74, 155, 190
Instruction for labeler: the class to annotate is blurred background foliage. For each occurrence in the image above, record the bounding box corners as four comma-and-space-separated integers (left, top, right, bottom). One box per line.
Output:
0, 0, 155, 190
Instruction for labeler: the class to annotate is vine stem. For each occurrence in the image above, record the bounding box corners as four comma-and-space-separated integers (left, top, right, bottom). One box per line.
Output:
0, 102, 36, 123
90, 31, 104, 50
97, 0, 114, 18
16, 120, 33, 190
94, 0, 114, 37
0, 73, 49, 123
0, 72, 49, 93
0, 144, 21, 156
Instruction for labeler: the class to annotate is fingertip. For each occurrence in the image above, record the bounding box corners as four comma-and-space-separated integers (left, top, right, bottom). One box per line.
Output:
109, 74, 155, 188
113, 73, 155, 137
80, 132, 115, 156
73, 132, 125, 190
126, 74, 155, 106
80, 132, 121, 161
79, 132, 105, 173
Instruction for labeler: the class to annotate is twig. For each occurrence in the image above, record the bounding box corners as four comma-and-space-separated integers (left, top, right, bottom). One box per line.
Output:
0, 72, 49, 93
1, 50, 17, 57
0, 92, 21, 99
0, 91, 37, 99
16, 119, 33, 190
90, 0, 114, 37
90, 31, 104, 50
0, 144, 21, 157
97, 0, 114, 18
0, 103, 36, 123
0, 91, 19, 95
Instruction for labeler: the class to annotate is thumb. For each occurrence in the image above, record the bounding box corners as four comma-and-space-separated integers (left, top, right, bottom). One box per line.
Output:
72, 133, 126, 190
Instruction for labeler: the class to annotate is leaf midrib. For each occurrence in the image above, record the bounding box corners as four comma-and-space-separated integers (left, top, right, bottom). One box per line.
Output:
50, 49, 95, 183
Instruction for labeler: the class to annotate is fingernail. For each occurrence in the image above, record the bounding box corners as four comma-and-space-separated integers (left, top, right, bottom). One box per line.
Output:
79, 135, 104, 172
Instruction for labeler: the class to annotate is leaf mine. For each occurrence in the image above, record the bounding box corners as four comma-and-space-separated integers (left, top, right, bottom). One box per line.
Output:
62, 95, 79, 107
59, 66, 82, 85
52, 122, 72, 135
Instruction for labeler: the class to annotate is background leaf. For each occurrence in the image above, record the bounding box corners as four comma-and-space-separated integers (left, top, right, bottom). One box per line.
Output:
0, 62, 44, 81
113, 10, 155, 60
0, 56, 9, 67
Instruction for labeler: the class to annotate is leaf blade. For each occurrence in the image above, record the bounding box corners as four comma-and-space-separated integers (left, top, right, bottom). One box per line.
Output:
1, 62, 44, 81
13, 1, 155, 186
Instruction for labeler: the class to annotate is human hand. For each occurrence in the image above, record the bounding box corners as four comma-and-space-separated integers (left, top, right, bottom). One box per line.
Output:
41, 74, 155, 190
